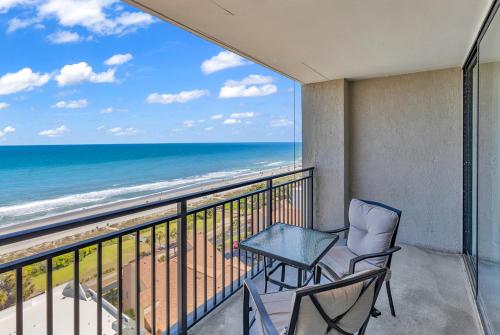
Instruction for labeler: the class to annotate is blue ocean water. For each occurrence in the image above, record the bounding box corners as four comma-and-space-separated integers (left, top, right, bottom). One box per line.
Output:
0, 143, 301, 226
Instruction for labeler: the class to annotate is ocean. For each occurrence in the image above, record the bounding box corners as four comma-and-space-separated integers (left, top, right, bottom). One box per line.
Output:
0, 142, 301, 226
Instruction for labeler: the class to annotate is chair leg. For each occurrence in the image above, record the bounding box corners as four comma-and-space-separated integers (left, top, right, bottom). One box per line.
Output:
314, 266, 322, 284
279, 264, 286, 291
386, 281, 396, 317
358, 319, 369, 335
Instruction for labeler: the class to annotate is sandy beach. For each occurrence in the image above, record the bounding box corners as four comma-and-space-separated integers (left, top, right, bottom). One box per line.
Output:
0, 164, 301, 256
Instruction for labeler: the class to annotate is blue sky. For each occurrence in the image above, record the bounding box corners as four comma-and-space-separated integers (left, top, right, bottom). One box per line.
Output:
0, 0, 301, 145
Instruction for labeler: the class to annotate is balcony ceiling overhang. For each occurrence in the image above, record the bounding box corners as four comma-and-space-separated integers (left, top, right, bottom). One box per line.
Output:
125, 0, 492, 83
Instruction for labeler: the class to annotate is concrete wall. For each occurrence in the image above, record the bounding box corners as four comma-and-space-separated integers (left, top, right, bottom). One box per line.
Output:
302, 79, 350, 231
302, 68, 463, 252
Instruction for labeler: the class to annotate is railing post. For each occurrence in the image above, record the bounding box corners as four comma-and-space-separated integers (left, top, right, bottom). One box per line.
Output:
177, 200, 188, 335
266, 179, 273, 227
46, 258, 53, 335
265, 179, 273, 268
309, 169, 314, 229
16, 267, 22, 335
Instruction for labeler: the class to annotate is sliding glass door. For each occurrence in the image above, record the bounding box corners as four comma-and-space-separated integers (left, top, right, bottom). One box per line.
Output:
477, 10, 500, 333
464, 3, 500, 333
463, 56, 478, 289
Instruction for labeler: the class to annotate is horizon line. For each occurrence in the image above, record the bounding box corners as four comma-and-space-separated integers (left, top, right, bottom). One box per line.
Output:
0, 140, 304, 147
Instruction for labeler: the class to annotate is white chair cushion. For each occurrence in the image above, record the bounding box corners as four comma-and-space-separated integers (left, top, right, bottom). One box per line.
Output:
252, 290, 294, 335
319, 246, 379, 280
252, 271, 380, 335
347, 199, 399, 267
295, 280, 364, 335
336, 278, 377, 333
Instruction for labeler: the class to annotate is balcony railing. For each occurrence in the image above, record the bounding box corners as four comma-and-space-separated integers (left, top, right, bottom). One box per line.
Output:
0, 167, 314, 335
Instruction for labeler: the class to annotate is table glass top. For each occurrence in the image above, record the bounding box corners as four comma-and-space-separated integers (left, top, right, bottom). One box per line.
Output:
239, 223, 338, 269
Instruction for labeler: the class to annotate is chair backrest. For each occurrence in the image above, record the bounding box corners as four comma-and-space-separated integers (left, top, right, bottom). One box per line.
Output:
288, 268, 387, 335
347, 199, 401, 267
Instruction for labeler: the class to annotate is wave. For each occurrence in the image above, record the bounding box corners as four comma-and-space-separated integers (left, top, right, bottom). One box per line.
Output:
266, 161, 287, 167
0, 168, 253, 224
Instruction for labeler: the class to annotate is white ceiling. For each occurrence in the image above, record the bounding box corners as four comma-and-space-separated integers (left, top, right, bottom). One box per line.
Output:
125, 0, 493, 84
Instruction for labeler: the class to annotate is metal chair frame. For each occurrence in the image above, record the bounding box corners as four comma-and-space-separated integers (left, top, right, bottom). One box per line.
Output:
321, 199, 402, 317
243, 268, 387, 335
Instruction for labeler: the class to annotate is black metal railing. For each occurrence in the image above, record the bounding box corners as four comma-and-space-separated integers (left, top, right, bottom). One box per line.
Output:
0, 167, 314, 335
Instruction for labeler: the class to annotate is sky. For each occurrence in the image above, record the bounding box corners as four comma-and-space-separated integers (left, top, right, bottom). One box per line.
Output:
0, 0, 302, 145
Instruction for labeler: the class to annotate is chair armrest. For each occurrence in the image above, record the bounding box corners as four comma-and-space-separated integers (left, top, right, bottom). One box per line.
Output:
243, 280, 280, 335
348, 246, 402, 274
323, 226, 350, 234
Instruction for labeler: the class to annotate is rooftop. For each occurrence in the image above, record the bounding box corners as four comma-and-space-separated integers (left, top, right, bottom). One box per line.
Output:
0, 283, 117, 335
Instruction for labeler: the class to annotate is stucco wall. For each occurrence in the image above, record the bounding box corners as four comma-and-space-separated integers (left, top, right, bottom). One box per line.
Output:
302, 68, 463, 252
302, 79, 350, 231
349, 68, 463, 252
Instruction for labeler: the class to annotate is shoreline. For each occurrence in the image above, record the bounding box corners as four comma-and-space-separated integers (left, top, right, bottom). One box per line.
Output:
0, 164, 300, 255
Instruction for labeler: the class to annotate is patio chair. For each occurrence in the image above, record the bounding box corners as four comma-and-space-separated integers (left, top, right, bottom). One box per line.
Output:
243, 267, 387, 335
317, 199, 402, 317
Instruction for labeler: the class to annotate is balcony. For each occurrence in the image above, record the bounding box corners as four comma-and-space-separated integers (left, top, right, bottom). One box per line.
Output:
0, 167, 484, 335
2, 1, 499, 334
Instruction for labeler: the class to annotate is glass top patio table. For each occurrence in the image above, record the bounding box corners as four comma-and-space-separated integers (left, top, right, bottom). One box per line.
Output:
239, 223, 339, 271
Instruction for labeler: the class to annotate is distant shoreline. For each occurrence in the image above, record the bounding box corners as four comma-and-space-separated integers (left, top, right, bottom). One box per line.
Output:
0, 164, 300, 255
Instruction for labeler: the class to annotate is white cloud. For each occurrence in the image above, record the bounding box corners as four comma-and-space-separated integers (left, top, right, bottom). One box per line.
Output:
146, 89, 209, 104
97, 125, 105, 131
7, 17, 40, 33
3, 125, 15, 133
0, 125, 15, 139
201, 50, 248, 74
0, 68, 50, 96
108, 126, 137, 136
223, 118, 241, 125
0, 0, 32, 13
221, 113, 255, 125
183, 120, 195, 128
38, 0, 154, 36
39, 125, 69, 137
52, 99, 88, 109
219, 74, 277, 98
0, 102, 10, 110
56, 62, 115, 86
234, 74, 273, 86
204, 127, 214, 131
112, 12, 153, 34
229, 112, 256, 119
100, 107, 113, 114
47, 30, 82, 44
211, 114, 223, 120
271, 118, 293, 127
105, 53, 133, 66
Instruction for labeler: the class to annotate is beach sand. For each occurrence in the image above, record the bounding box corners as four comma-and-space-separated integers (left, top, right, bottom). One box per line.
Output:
0, 164, 301, 257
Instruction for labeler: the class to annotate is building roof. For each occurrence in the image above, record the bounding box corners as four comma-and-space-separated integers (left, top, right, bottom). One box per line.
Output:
0, 283, 117, 335
122, 235, 248, 334
126, 0, 492, 83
